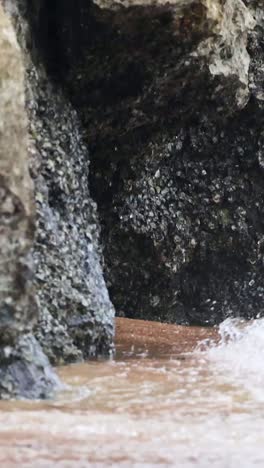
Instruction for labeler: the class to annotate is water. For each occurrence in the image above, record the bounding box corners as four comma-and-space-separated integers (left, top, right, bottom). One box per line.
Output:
1, 317, 264, 467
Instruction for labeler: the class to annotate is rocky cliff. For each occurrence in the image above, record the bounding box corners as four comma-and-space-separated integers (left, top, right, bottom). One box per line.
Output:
59, 0, 264, 325
0, 0, 115, 397
0, 0, 263, 397
5, 0, 115, 366
0, 1, 58, 398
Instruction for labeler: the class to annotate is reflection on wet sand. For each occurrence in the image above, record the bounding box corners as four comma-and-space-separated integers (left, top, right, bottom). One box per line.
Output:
115, 317, 219, 358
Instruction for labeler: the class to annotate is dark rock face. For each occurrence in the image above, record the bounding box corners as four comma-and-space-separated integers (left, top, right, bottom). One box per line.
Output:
1, 0, 264, 398
29, 71, 115, 364
0, 1, 58, 398
8, 0, 115, 365
57, 0, 264, 325
106, 107, 264, 325
0, 335, 61, 399
1, 0, 114, 385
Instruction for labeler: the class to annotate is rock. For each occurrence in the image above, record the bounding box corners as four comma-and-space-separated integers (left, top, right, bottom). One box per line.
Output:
6, 0, 115, 364
0, 0, 115, 399
0, 335, 61, 399
0, 2, 58, 397
28, 69, 115, 364
55, 0, 264, 325
0, 0, 33, 344
1, 0, 264, 401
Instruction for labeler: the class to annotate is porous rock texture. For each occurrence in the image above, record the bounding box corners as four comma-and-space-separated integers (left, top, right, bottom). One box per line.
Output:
0, 2, 58, 398
0, 0, 115, 398
5, 0, 115, 365
1, 0, 264, 397
58, 0, 264, 325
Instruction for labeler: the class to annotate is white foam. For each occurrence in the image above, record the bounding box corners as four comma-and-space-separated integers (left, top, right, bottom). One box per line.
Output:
202, 317, 264, 402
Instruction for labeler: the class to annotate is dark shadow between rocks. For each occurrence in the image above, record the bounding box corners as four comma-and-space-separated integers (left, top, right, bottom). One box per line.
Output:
23, 0, 264, 326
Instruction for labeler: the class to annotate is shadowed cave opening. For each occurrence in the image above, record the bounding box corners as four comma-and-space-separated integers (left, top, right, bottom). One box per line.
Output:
25, 0, 264, 326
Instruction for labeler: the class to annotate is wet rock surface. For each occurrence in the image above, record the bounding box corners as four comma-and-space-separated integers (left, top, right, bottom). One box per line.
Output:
56, 0, 264, 325
0, 0, 116, 398
0, 334, 60, 399
28, 70, 115, 364
6, 0, 115, 365
1, 0, 264, 397
0, 2, 58, 397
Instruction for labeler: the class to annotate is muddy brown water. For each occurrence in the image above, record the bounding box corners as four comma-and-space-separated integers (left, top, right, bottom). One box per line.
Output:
1, 317, 264, 467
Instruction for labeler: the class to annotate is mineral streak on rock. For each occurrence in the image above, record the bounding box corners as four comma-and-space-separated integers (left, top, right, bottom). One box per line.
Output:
0, 2, 58, 398
197, 0, 255, 108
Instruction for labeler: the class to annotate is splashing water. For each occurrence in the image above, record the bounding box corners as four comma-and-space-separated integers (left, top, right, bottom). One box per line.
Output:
200, 317, 264, 403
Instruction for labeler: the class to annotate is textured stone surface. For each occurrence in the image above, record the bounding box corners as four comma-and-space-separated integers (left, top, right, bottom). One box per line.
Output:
0, 0, 115, 400
0, 2, 58, 398
1, 0, 264, 402
29, 71, 115, 364
0, 0, 33, 343
57, 0, 264, 325
7, 0, 115, 365
0, 334, 61, 399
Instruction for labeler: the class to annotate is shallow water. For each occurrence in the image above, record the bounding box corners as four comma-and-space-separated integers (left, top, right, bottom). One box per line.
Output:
1, 317, 264, 467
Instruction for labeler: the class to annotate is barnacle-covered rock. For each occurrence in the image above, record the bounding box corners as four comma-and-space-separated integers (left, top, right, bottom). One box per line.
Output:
0, 2, 58, 397
58, 0, 264, 325
1, 0, 115, 376
29, 71, 115, 364
6, 0, 115, 364
2, 0, 264, 403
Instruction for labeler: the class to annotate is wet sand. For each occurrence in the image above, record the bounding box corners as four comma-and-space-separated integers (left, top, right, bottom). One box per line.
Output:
115, 317, 219, 358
